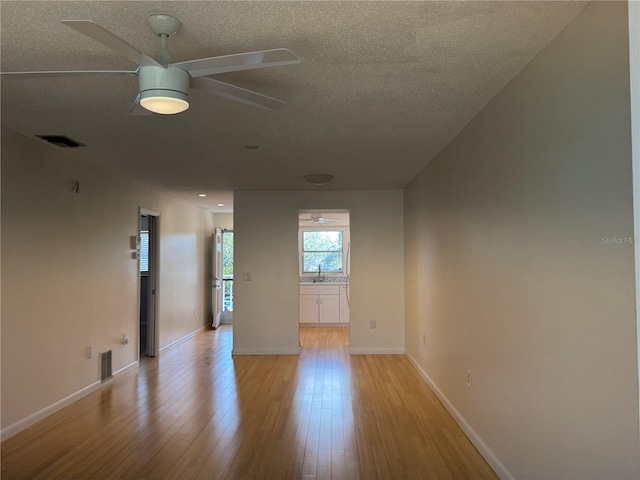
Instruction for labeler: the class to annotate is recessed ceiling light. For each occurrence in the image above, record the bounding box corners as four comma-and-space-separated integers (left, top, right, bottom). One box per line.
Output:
198, 193, 207, 197
303, 174, 334, 186
217, 203, 225, 207
245, 145, 259, 150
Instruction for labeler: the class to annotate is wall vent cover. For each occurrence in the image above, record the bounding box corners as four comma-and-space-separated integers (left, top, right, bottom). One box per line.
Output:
100, 350, 113, 383
36, 135, 85, 148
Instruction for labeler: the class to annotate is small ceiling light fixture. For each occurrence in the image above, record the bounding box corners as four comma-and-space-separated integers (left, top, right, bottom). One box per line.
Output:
303, 174, 334, 186
198, 193, 207, 197
217, 203, 225, 207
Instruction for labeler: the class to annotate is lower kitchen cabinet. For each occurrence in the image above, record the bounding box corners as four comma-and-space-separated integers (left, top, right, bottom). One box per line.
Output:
300, 294, 319, 323
299, 284, 344, 324
319, 293, 340, 323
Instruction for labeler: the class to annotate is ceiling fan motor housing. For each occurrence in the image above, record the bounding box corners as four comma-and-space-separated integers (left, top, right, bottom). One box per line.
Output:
138, 65, 190, 106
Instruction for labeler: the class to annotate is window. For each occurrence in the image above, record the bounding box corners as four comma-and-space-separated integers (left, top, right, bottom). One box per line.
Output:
301, 230, 343, 273
222, 231, 234, 311
139, 231, 149, 273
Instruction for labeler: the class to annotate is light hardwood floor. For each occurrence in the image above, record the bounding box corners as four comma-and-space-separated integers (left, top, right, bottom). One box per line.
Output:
1, 326, 497, 479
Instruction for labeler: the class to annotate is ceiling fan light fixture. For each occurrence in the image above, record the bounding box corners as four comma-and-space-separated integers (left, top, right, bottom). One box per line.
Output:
303, 174, 334, 186
140, 92, 189, 115
139, 65, 190, 114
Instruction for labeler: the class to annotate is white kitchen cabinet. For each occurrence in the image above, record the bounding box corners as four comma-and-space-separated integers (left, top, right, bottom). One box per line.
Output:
300, 284, 347, 324
300, 295, 319, 323
319, 294, 340, 323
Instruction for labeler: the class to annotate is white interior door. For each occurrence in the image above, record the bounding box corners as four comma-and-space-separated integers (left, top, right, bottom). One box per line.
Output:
212, 228, 223, 329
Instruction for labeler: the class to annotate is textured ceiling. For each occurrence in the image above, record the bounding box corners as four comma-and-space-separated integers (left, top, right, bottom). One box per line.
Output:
0, 1, 587, 212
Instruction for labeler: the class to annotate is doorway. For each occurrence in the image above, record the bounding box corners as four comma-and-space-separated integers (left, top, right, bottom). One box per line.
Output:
298, 210, 351, 348
221, 230, 234, 324
212, 228, 223, 329
139, 209, 159, 358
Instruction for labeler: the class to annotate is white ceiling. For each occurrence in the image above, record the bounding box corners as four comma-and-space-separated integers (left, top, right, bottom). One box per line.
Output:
0, 1, 587, 212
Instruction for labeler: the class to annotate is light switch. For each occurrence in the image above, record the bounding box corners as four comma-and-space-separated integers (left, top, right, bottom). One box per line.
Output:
242, 272, 252, 281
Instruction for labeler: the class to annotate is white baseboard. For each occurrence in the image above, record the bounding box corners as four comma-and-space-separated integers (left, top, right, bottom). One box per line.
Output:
113, 360, 139, 378
159, 324, 206, 353
232, 347, 301, 355
404, 351, 514, 480
349, 347, 405, 354
1, 360, 139, 442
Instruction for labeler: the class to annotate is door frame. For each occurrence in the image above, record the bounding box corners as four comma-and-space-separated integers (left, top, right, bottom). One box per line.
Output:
140, 208, 160, 357
297, 209, 351, 346
212, 228, 223, 329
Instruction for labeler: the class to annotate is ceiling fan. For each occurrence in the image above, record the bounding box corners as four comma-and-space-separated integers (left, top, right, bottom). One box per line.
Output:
0, 14, 300, 115
300, 215, 340, 224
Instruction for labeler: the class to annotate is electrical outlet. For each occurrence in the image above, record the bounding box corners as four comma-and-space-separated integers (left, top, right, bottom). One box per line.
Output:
86, 347, 92, 359
370, 320, 376, 329
467, 370, 471, 387
122, 333, 129, 345
243, 272, 252, 281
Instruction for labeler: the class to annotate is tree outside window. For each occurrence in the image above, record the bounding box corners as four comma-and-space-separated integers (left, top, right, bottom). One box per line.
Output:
302, 230, 343, 273
222, 231, 234, 311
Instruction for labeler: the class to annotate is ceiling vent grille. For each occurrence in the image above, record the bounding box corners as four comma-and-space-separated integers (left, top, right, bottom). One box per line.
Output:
36, 135, 85, 148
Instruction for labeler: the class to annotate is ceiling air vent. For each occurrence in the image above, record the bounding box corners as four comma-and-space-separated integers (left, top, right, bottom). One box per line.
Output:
36, 135, 85, 148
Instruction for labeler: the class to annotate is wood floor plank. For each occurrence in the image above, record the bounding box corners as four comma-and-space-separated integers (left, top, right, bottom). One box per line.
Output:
2, 326, 497, 479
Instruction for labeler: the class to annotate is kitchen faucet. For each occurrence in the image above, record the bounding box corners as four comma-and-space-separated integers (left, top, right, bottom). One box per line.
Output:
317, 264, 322, 283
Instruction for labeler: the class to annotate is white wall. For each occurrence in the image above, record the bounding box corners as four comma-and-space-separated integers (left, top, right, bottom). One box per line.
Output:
629, 0, 640, 438
233, 190, 404, 355
156, 200, 214, 348
404, 2, 639, 479
1, 127, 214, 436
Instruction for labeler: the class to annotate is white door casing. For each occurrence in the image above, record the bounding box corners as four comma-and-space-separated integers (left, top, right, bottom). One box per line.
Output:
212, 228, 223, 329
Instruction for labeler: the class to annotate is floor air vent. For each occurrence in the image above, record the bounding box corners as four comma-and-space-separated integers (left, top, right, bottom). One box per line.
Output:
100, 350, 113, 383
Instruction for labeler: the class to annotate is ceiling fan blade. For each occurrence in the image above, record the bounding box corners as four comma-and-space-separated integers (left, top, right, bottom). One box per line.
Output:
127, 94, 153, 116
190, 76, 285, 111
0, 70, 137, 78
61, 20, 145, 64
173, 48, 300, 77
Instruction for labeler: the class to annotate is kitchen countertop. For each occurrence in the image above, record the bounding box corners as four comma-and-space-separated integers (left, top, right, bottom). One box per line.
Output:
299, 276, 349, 284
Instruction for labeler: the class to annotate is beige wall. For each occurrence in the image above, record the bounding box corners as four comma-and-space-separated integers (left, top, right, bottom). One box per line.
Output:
213, 213, 233, 231
233, 190, 404, 355
1, 127, 214, 435
404, 2, 639, 479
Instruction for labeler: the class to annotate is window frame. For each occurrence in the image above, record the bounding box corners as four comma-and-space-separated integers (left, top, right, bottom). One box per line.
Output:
299, 227, 349, 276
139, 230, 150, 274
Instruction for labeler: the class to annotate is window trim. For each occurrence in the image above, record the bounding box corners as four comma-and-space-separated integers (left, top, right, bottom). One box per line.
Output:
299, 227, 349, 276
139, 230, 150, 274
